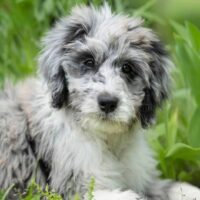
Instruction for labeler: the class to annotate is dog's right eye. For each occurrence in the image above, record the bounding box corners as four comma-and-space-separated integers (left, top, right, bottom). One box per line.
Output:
83, 58, 95, 68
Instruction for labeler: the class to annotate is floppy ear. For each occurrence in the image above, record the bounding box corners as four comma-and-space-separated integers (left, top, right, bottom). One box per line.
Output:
38, 6, 93, 108
139, 40, 170, 128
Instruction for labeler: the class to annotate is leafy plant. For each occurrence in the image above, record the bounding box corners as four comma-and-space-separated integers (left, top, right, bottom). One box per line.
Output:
0, 178, 96, 200
148, 22, 200, 186
87, 177, 95, 200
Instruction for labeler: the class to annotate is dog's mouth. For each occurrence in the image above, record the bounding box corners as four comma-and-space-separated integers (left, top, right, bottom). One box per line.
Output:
79, 113, 135, 135
98, 112, 117, 121
85, 111, 125, 123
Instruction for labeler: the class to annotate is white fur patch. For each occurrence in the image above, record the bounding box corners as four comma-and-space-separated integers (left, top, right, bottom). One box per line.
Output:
87, 189, 146, 200
168, 183, 200, 200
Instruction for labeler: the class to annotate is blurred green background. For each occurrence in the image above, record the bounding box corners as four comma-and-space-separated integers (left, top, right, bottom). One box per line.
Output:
0, 0, 200, 189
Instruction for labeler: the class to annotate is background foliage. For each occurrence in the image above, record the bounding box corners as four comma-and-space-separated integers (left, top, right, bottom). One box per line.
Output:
0, 0, 200, 199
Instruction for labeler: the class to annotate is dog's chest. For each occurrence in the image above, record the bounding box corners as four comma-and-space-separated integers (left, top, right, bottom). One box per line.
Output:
51, 123, 157, 193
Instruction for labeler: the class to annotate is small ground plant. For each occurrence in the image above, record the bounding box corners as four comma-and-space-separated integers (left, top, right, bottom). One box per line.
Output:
0, 178, 96, 200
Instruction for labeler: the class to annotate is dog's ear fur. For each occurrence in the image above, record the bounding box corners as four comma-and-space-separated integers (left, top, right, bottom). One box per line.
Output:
38, 6, 94, 108
139, 40, 170, 128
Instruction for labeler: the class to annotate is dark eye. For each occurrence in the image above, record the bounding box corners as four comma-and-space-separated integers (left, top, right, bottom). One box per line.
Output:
83, 58, 95, 68
121, 63, 133, 74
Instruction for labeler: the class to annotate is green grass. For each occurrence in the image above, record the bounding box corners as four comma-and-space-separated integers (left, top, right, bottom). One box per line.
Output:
0, 178, 96, 200
147, 21, 200, 185
0, 0, 200, 199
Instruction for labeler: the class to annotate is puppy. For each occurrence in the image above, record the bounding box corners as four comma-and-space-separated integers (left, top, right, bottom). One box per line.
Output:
0, 4, 199, 200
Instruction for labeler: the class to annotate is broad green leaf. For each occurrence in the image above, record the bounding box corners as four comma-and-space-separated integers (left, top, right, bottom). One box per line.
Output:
0, 191, 5, 199
166, 143, 200, 160
114, 0, 124, 12
148, 123, 166, 140
134, 0, 156, 13
171, 21, 188, 41
30, 194, 40, 200
174, 33, 200, 106
167, 110, 178, 147
188, 108, 200, 148
172, 88, 190, 99
186, 21, 200, 52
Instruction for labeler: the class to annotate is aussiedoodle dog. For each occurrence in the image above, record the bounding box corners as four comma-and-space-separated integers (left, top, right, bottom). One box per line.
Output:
0, 4, 199, 200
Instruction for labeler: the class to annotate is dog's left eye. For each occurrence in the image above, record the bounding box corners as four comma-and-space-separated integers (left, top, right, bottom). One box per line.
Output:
121, 63, 133, 74
83, 58, 95, 68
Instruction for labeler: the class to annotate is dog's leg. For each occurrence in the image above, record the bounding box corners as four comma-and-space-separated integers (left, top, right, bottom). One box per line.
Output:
167, 182, 200, 200
85, 189, 147, 200
147, 180, 200, 200
0, 89, 45, 191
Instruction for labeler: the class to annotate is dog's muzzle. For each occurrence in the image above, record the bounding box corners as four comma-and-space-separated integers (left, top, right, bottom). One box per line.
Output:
97, 93, 119, 114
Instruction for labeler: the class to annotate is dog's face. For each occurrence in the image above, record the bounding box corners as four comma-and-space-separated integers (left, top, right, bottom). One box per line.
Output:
39, 5, 170, 134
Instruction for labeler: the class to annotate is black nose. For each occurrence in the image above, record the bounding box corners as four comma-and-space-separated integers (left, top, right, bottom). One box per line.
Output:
98, 94, 119, 113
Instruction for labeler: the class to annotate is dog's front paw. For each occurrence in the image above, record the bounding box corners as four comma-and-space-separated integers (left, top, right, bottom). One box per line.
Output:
168, 182, 200, 200
86, 189, 146, 200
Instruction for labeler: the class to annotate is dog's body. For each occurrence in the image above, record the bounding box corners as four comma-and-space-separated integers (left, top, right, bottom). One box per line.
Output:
0, 4, 200, 200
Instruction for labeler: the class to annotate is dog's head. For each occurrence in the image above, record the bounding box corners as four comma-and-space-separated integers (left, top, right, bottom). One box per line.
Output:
38, 4, 170, 134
